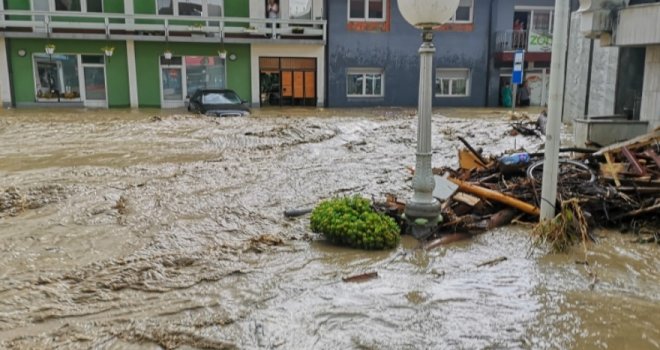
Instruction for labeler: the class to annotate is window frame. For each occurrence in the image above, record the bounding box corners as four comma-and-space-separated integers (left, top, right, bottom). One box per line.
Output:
35, 0, 105, 13
346, 68, 385, 98
31, 52, 88, 103
447, 0, 473, 24
156, 0, 225, 17
435, 68, 470, 97
347, 0, 387, 22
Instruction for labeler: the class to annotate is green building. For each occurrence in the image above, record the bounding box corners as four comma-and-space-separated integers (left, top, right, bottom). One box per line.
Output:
0, 0, 326, 108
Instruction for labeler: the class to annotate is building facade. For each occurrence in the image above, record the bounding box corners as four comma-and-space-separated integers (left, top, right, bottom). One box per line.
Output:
565, 0, 660, 133
0, 0, 326, 108
326, 0, 557, 108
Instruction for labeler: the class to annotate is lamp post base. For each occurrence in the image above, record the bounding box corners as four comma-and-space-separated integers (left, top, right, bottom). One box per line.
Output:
404, 199, 442, 240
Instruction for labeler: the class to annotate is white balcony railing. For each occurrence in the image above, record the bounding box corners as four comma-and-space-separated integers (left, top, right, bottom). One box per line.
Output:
495, 29, 553, 53
0, 10, 326, 43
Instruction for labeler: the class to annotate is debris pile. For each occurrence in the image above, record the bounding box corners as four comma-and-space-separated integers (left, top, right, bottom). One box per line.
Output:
381, 129, 660, 248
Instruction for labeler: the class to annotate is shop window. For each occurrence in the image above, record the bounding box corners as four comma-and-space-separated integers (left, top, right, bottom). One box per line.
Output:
347, 68, 384, 97
160, 55, 226, 104
435, 68, 470, 97
348, 0, 385, 21
33, 54, 81, 100
185, 56, 226, 95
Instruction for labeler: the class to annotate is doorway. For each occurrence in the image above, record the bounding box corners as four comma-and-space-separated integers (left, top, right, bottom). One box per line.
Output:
259, 57, 316, 107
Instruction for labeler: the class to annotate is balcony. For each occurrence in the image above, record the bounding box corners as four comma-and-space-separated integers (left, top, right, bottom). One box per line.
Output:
0, 10, 326, 44
494, 30, 552, 63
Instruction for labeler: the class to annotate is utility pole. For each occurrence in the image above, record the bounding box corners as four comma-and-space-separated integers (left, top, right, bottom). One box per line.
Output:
540, 0, 570, 220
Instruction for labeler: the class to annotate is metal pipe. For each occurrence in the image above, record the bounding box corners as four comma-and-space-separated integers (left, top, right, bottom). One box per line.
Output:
540, 0, 571, 220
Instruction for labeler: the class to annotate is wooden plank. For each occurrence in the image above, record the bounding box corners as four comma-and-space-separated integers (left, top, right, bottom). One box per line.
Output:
281, 71, 292, 97
594, 130, 660, 156
458, 149, 486, 171
453, 192, 481, 207
304, 71, 315, 98
644, 149, 660, 168
622, 146, 647, 176
604, 152, 622, 188
293, 71, 304, 98
448, 178, 540, 216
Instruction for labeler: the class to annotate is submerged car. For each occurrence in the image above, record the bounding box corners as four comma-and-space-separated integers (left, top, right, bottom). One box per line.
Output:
187, 89, 251, 117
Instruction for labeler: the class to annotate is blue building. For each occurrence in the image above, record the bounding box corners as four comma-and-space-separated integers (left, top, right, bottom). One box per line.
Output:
326, 0, 559, 108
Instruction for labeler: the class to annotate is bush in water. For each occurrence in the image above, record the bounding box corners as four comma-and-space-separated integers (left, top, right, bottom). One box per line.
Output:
310, 196, 400, 250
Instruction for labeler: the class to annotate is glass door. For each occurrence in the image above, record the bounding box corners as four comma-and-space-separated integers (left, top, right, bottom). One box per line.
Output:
82, 55, 107, 107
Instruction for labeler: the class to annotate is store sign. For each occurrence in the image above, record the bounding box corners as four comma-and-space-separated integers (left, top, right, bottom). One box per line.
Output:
528, 30, 552, 52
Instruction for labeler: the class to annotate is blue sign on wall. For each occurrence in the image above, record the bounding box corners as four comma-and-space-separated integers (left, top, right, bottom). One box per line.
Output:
512, 49, 525, 84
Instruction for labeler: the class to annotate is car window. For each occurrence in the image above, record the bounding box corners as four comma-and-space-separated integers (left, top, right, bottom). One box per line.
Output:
202, 92, 242, 104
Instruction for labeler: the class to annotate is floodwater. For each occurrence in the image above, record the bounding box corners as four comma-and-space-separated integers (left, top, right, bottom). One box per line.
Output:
0, 107, 658, 349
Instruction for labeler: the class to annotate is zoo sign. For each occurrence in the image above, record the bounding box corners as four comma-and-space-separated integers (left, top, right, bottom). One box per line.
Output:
528, 30, 552, 52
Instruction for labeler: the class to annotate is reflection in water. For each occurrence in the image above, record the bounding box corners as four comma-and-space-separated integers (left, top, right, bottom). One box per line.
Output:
0, 108, 657, 349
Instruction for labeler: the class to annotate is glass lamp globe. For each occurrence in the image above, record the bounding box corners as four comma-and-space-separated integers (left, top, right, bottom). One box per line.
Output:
398, 0, 460, 28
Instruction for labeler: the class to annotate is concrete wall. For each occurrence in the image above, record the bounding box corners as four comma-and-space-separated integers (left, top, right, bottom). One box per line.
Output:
640, 45, 660, 131
563, 11, 619, 118
327, 0, 492, 107
587, 39, 619, 116
563, 12, 590, 121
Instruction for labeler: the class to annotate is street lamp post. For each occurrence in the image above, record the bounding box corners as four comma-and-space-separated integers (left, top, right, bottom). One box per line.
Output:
398, 0, 460, 240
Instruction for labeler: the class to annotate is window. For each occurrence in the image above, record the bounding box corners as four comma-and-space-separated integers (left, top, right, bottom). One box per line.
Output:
290, 0, 312, 20
33, 54, 81, 100
52, 0, 103, 12
347, 69, 384, 97
448, 0, 473, 23
158, 0, 214, 16
159, 55, 226, 105
435, 69, 470, 97
185, 56, 226, 95
348, 0, 385, 21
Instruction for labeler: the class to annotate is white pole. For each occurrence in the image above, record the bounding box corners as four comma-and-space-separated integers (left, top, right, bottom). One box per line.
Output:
405, 30, 441, 239
126, 39, 139, 108
0, 38, 12, 107
540, 0, 570, 220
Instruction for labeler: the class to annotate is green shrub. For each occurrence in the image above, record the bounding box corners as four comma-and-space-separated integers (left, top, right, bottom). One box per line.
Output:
310, 196, 400, 250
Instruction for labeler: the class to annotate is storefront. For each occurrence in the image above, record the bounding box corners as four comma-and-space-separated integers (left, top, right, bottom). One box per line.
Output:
7, 39, 131, 108
33, 53, 108, 107
251, 44, 325, 107
159, 55, 226, 108
259, 57, 316, 106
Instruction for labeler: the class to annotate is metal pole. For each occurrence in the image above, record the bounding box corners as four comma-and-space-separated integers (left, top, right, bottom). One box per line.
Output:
512, 83, 517, 114
405, 29, 441, 240
540, 0, 570, 221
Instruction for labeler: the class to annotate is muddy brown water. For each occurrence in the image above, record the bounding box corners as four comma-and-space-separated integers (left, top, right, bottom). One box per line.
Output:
0, 107, 658, 349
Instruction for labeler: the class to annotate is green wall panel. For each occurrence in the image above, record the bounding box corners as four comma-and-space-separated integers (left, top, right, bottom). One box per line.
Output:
104, 0, 125, 13
225, 0, 249, 17
134, 42, 251, 108
6, 0, 29, 10
134, 0, 156, 14
7, 39, 131, 107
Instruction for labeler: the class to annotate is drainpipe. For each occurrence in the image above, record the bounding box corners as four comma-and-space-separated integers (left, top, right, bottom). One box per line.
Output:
540, 0, 570, 221
583, 39, 594, 116
323, 0, 329, 107
484, 0, 493, 106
